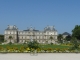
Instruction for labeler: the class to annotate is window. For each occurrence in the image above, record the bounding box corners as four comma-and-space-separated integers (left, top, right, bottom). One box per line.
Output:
40, 33, 42, 35
37, 36, 39, 39
18, 32, 20, 34
40, 36, 42, 39
8, 32, 10, 34
20, 32, 22, 34
37, 33, 39, 35
23, 32, 25, 34
5, 31, 6, 34
23, 36, 25, 39
11, 31, 13, 34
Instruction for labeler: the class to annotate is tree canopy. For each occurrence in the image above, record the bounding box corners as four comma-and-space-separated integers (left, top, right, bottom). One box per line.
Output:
71, 37, 79, 50
8, 36, 13, 44
50, 36, 53, 40
0, 35, 4, 42
72, 25, 80, 40
58, 34, 63, 40
65, 35, 72, 41
27, 40, 39, 50
58, 34, 63, 43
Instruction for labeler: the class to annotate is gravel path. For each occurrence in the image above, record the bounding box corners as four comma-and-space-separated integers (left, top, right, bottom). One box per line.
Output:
0, 53, 80, 60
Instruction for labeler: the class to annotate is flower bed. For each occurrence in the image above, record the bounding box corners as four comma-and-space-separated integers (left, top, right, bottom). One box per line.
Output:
0, 46, 80, 53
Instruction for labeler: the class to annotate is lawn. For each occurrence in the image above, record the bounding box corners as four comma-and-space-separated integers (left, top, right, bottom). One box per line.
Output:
0, 44, 77, 53
39, 44, 70, 49
0, 44, 28, 49
0, 44, 70, 49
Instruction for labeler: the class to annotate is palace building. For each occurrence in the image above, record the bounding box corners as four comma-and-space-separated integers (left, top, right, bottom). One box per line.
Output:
4, 25, 58, 44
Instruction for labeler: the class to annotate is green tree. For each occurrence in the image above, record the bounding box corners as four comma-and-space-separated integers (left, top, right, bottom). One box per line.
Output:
65, 35, 72, 41
71, 37, 79, 50
50, 36, 53, 44
58, 34, 63, 43
27, 40, 39, 51
0, 35, 4, 43
9, 36, 13, 43
72, 25, 80, 40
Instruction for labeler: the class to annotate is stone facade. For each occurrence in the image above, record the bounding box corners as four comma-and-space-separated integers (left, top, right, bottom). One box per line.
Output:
4, 25, 58, 44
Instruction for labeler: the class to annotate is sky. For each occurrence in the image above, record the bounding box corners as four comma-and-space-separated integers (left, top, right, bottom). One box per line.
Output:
0, 0, 80, 34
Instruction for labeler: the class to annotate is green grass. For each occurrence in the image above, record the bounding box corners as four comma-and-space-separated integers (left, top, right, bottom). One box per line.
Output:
0, 44, 28, 48
0, 44, 70, 49
39, 44, 70, 49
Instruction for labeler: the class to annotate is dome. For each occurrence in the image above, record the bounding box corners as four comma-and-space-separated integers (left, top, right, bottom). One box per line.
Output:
6, 25, 18, 30
44, 26, 57, 31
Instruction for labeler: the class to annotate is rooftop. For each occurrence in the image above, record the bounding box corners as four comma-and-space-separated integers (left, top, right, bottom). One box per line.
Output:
5, 25, 18, 30
62, 32, 71, 35
44, 26, 57, 32
23, 26, 39, 32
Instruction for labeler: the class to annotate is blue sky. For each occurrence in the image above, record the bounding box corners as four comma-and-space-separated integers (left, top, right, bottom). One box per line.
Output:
0, 0, 80, 34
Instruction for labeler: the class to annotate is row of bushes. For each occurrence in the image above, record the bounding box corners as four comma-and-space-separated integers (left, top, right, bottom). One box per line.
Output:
0, 46, 80, 53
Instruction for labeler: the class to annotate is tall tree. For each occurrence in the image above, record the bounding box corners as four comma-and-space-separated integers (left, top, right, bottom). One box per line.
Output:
71, 37, 79, 50
28, 40, 39, 50
65, 35, 72, 41
58, 34, 63, 43
50, 36, 53, 43
9, 36, 13, 43
72, 25, 80, 40
0, 35, 4, 42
